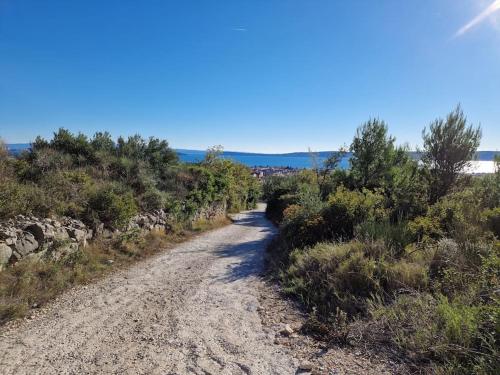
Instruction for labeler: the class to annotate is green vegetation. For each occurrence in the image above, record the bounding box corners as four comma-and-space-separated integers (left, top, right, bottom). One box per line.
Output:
0, 130, 259, 323
265, 107, 499, 374
0, 129, 259, 227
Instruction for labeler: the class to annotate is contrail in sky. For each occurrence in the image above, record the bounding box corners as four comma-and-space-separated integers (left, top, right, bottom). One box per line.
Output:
455, 0, 500, 36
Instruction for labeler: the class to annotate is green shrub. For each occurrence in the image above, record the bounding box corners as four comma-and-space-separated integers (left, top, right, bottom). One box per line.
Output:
263, 113, 498, 373
387, 161, 429, 220
436, 296, 481, 349
428, 189, 487, 243
37, 170, 93, 217
139, 188, 168, 211
369, 293, 498, 374
408, 215, 444, 243
270, 186, 389, 262
283, 240, 429, 318
482, 207, 500, 238
349, 118, 397, 189
0, 180, 52, 218
279, 212, 328, 250
284, 241, 377, 317
87, 184, 138, 228
321, 186, 387, 240
266, 193, 298, 224
381, 259, 429, 292
356, 220, 414, 257
264, 172, 319, 223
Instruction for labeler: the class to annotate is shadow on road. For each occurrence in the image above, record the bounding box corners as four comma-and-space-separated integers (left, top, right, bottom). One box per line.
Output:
232, 210, 274, 230
215, 210, 276, 282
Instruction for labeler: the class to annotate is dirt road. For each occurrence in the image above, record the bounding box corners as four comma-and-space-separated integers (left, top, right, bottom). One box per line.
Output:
0, 205, 302, 374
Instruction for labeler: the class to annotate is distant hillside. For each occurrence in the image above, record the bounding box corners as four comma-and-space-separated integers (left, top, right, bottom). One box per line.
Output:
6, 144, 499, 161
176, 149, 500, 161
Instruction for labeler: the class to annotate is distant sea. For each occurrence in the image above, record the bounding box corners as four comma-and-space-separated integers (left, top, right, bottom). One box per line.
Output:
177, 149, 499, 173
177, 149, 353, 169
6, 144, 499, 173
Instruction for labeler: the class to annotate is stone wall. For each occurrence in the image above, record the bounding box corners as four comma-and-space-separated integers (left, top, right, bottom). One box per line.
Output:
192, 201, 227, 222
0, 202, 228, 270
0, 216, 93, 270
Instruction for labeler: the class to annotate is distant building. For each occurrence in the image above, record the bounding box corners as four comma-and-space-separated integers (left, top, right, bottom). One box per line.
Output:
250, 166, 301, 179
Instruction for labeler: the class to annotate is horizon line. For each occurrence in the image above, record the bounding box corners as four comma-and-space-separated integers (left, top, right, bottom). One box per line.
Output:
6, 143, 499, 155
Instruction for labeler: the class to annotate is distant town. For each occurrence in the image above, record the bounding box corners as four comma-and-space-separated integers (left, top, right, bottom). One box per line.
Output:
250, 166, 301, 179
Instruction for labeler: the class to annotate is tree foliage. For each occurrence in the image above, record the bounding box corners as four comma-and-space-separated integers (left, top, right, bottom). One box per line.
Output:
264, 107, 498, 374
0, 130, 259, 229
349, 119, 396, 189
422, 105, 481, 202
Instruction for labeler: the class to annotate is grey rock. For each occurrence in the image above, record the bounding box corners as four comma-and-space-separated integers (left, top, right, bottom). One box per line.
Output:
102, 229, 114, 239
153, 224, 164, 231
67, 227, 87, 242
279, 324, 294, 336
298, 361, 313, 371
0, 228, 17, 245
54, 227, 70, 241
24, 222, 55, 243
0, 242, 13, 269
85, 229, 93, 240
4, 236, 17, 246
14, 232, 39, 256
50, 242, 79, 260
94, 222, 104, 236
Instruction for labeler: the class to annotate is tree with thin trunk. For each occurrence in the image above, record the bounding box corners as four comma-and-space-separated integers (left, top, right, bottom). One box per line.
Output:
350, 119, 395, 189
422, 105, 481, 202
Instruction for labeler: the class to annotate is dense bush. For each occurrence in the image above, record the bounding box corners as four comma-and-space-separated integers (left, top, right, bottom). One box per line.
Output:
483, 207, 500, 238
86, 184, 138, 228
422, 105, 482, 202
265, 107, 499, 373
369, 292, 498, 374
0, 131, 259, 230
0, 180, 51, 218
284, 241, 429, 317
0, 133, 260, 325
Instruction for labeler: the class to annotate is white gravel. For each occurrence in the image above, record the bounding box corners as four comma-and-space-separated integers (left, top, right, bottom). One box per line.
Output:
0, 204, 299, 374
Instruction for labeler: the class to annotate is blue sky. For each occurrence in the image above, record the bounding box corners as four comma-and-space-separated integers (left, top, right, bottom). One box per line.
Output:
1, 0, 499, 152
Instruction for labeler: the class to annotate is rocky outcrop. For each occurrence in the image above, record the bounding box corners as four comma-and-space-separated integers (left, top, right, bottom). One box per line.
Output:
126, 210, 171, 232
0, 215, 91, 268
0, 243, 12, 270
0, 202, 229, 270
192, 202, 227, 222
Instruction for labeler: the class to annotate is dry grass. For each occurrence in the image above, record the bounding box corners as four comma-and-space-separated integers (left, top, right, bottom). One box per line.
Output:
0, 218, 231, 325
190, 216, 232, 232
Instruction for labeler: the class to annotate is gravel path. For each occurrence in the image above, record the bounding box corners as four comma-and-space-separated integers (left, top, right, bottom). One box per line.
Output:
0, 205, 299, 374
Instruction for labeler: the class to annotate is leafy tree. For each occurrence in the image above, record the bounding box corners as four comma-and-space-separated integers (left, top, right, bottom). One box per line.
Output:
117, 135, 146, 160
145, 137, 178, 171
51, 128, 96, 165
203, 145, 224, 166
31, 136, 50, 151
388, 157, 428, 220
91, 132, 116, 153
422, 105, 481, 202
349, 119, 396, 189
